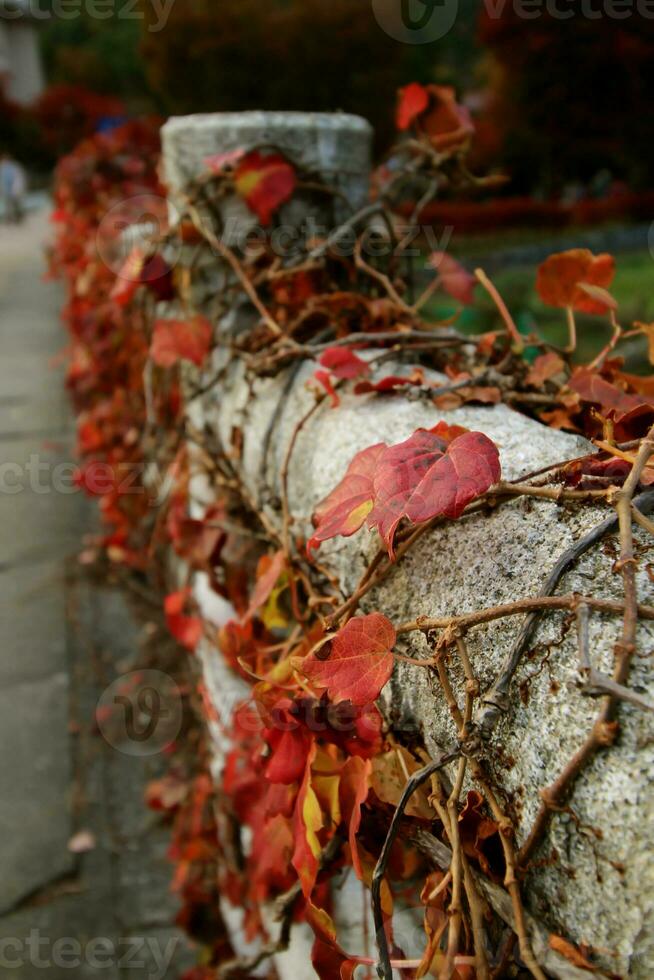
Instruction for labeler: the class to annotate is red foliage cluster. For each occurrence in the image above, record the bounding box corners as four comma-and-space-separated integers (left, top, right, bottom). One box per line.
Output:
34, 84, 126, 156
50, 118, 168, 565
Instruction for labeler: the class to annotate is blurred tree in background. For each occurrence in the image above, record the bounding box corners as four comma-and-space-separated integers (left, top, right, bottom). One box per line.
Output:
479, 9, 654, 194
40, 4, 149, 107
138, 0, 465, 150
28, 0, 654, 196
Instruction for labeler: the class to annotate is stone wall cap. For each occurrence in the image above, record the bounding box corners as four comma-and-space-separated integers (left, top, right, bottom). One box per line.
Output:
161, 110, 373, 136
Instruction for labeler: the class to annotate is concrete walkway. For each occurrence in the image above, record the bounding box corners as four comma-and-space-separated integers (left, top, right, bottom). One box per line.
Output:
0, 210, 193, 977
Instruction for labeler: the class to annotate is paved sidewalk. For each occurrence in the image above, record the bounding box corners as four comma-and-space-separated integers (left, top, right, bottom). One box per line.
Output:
0, 210, 193, 977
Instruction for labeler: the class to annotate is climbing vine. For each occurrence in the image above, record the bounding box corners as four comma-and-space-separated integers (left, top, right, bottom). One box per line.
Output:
53, 84, 654, 979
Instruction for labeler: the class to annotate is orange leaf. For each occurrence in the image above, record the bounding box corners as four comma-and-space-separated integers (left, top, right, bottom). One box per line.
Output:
151, 316, 213, 368
243, 550, 286, 623
234, 150, 296, 225
292, 745, 323, 898
339, 756, 372, 879
372, 747, 435, 820
307, 904, 360, 980
302, 613, 396, 706
396, 82, 430, 130
569, 368, 652, 420
549, 934, 595, 971
536, 249, 615, 314
526, 351, 566, 387
420, 85, 474, 151
165, 588, 203, 651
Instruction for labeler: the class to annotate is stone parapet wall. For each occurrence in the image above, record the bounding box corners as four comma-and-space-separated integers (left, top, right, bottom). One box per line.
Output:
160, 111, 654, 979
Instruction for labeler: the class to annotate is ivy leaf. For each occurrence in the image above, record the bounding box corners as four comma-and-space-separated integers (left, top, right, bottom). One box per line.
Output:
307, 904, 359, 980
164, 589, 203, 651
536, 249, 615, 315
339, 756, 372, 880
549, 935, 596, 971
568, 368, 653, 420
318, 347, 370, 380
302, 613, 396, 706
244, 550, 286, 623
291, 744, 323, 898
313, 369, 341, 408
396, 82, 430, 130
354, 368, 425, 395
421, 85, 474, 151
112, 250, 174, 307
151, 315, 213, 368
234, 150, 296, 225
309, 424, 500, 558
525, 351, 566, 388
371, 747, 435, 820
370, 423, 501, 557
308, 443, 386, 553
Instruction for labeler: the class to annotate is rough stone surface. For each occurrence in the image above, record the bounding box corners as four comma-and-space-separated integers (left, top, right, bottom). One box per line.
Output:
191, 358, 654, 979
161, 111, 373, 234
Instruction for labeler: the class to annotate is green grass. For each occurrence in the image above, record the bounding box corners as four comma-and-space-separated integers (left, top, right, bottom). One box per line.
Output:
422, 249, 653, 370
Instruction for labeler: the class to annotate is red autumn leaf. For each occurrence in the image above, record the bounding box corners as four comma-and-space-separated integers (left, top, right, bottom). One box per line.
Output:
112, 250, 174, 306
313, 369, 340, 408
291, 744, 323, 897
318, 347, 370, 380
151, 315, 213, 369
525, 351, 566, 388
165, 589, 203, 651
302, 613, 396, 706
311, 939, 359, 980
561, 454, 634, 490
396, 82, 430, 130
370, 423, 501, 557
354, 368, 425, 395
307, 905, 359, 980
234, 150, 296, 225
308, 443, 386, 554
429, 251, 476, 305
568, 368, 653, 420
339, 756, 372, 880
420, 85, 474, 151
536, 249, 616, 315
265, 724, 313, 786
244, 550, 286, 623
